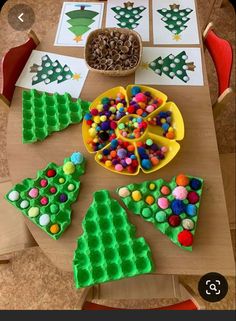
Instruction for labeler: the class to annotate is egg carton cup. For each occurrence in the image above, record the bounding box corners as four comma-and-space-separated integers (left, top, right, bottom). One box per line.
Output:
117, 175, 203, 251
22, 89, 91, 144
5, 155, 86, 240
73, 190, 154, 288
82, 85, 184, 175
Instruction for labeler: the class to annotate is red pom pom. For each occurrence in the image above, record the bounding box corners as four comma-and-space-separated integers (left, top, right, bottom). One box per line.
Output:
168, 214, 181, 227
178, 230, 193, 247
86, 120, 93, 126
47, 169, 56, 177
127, 106, 135, 114
127, 165, 135, 173
123, 142, 129, 148
187, 191, 199, 204
91, 109, 98, 116
50, 187, 57, 194
131, 160, 139, 168
110, 121, 117, 129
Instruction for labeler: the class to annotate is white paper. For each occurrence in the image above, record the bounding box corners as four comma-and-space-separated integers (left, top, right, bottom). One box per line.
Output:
106, 0, 149, 41
135, 47, 204, 86
54, 2, 104, 47
152, 0, 200, 45
16, 50, 89, 98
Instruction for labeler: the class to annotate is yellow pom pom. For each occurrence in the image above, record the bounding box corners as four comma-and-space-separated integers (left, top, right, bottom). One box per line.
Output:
94, 116, 100, 124
116, 103, 123, 109
149, 183, 156, 190
100, 115, 107, 122
97, 104, 103, 111
131, 190, 142, 202
168, 127, 174, 132
63, 161, 75, 175
89, 128, 97, 137
105, 160, 112, 167
161, 118, 166, 124
59, 178, 65, 184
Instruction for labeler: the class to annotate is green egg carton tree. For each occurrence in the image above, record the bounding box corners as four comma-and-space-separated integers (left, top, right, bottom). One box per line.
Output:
73, 190, 154, 288
117, 174, 203, 251
5, 152, 86, 240
22, 89, 90, 144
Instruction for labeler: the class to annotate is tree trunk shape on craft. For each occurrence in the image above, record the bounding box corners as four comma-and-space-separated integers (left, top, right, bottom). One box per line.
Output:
112, 1, 146, 29
66, 5, 99, 43
158, 4, 193, 41
30, 54, 78, 85
148, 51, 196, 83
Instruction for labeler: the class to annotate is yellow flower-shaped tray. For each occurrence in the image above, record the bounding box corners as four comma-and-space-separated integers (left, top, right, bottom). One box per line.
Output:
82, 85, 184, 175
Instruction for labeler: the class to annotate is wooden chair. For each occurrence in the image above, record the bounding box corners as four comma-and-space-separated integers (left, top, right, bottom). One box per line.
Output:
0, 177, 37, 263
77, 275, 205, 310
0, 30, 39, 112
203, 22, 234, 119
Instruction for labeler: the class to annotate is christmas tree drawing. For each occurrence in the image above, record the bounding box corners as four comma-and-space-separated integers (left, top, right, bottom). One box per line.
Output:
158, 3, 193, 41
30, 54, 81, 85
148, 50, 196, 83
66, 4, 99, 43
111, 1, 146, 29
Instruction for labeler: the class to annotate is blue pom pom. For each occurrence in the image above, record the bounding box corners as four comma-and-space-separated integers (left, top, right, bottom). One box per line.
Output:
138, 147, 146, 155
110, 139, 118, 148
84, 113, 92, 120
171, 199, 185, 215
102, 149, 110, 156
162, 123, 170, 131
186, 204, 197, 216
190, 178, 202, 190
131, 86, 141, 96
141, 159, 152, 170
71, 152, 84, 165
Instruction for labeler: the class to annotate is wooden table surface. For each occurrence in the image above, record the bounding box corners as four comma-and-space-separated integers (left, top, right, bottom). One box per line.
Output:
7, 0, 235, 276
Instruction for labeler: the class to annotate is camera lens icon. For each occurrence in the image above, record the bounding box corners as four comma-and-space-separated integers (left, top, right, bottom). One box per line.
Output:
198, 272, 228, 302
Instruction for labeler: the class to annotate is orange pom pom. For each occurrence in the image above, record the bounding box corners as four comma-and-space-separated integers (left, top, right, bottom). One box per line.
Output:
127, 144, 135, 152
110, 150, 117, 158
136, 109, 143, 116
166, 131, 175, 139
176, 174, 189, 186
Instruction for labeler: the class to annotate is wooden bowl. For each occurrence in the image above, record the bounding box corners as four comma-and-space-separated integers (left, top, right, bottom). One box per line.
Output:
84, 27, 142, 76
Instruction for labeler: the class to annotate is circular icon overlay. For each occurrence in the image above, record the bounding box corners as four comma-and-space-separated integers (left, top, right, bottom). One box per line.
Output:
8, 4, 35, 31
198, 272, 228, 302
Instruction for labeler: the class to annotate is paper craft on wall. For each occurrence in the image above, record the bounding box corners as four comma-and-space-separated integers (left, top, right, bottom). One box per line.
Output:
16, 50, 89, 98
135, 47, 204, 86
152, 0, 200, 45
106, 0, 149, 41
54, 2, 104, 47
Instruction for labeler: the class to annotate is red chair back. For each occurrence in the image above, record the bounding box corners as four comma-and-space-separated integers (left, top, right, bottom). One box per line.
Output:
82, 299, 198, 310
0, 31, 38, 105
204, 29, 233, 96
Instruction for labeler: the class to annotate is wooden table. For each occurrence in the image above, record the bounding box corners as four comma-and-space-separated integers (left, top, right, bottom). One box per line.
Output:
7, 1, 235, 276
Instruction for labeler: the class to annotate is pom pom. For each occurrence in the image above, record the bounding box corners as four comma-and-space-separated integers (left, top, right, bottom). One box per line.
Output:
168, 214, 181, 227
50, 224, 60, 234
158, 197, 169, 209
141, 159, 152, 170
155, 211, 167, 223
59, 193, 68, 203
176, 174, 189, 186
186, 204, 197, 216
161, 186, 170, 195
131, 86, 141, 96
172, 186, 188, 200
71, 152, 84, 165
132, 190, 142, 201
171, 199, 185, 214
46, 169, 56, 177
63, 161, 75, 175
118, 187, 130, 198
178, 230, 193, 247
187, 191, 199, 204
189, 178, 202, 190
145, 195, 155, 205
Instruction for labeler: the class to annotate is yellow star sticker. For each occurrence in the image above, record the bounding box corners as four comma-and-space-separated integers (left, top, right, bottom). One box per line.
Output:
72, 73, 81, 81
173, 34, 181, 41
141, 62, 149, 70
73, 35, 82, 43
